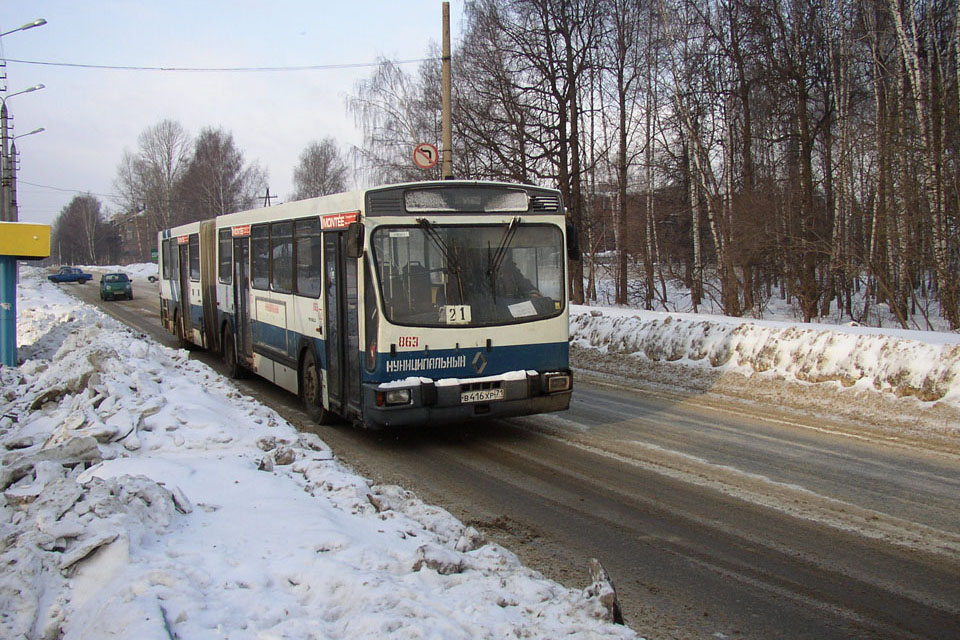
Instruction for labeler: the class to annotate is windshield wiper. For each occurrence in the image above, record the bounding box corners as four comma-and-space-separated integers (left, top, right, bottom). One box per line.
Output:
487, 217, 521, 300
489, 217, 521, 277
416, 218, 466, 303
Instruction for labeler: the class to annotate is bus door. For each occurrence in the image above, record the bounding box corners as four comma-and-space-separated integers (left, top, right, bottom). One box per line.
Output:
233, 237, 252, 364
323, 232, 361, 418
178, 243, 192, 337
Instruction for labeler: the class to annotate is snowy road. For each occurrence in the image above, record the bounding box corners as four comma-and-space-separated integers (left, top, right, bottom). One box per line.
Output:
74, 277, 960, 639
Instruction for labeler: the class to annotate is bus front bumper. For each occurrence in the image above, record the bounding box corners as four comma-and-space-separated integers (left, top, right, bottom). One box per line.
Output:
360, 369, 573, 428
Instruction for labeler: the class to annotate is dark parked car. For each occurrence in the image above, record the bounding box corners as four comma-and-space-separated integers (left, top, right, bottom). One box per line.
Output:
100, 273, 133, 300
48, 267, 92, 284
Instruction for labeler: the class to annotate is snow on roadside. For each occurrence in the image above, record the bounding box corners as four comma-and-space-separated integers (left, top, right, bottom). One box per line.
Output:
571, 305, 960, 408
2, 272, 634, 639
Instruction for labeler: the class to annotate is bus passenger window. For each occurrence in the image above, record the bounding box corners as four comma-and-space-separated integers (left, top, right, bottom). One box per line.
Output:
252, 225, 270, 289
189, 234, 200, 281
162, 240, 171, 279
171, 241, 180, 280
295, 219, 322, 298
271, 221, 293, 293
218, 229, 232, 284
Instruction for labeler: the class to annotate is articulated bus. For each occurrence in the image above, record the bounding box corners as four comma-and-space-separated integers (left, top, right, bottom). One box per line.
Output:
158, 181, 576, 428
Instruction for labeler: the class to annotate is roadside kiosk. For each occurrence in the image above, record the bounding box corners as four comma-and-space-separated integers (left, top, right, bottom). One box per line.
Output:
0, 221, 50, 366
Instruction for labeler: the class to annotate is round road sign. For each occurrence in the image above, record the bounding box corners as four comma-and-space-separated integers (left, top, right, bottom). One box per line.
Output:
413, 142, 439, 170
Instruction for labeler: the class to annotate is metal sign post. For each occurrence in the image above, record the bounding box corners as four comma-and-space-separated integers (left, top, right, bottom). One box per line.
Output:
0, 222, 50, 366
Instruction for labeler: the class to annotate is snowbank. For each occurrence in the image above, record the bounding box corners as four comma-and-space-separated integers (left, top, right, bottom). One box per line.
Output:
1, 274, 633, 639
571, 305, 960, 406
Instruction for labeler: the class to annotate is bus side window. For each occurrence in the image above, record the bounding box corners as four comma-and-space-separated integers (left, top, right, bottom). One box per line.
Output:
171, 241, 180, 280
162, 240, 171, 279
218, 229, 232, 284
295, 218, 322, 297
252, 225, 270, 290
271, 221, 293, 294
189, 234, 200, 281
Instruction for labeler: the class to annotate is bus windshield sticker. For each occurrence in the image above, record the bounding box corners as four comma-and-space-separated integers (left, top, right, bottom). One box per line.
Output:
508, 301, 538, 318
389, 230, 410, 238
440, 304, 471, 325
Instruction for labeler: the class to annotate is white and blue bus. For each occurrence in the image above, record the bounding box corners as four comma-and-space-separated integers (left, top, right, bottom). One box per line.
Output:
159, 181, 576, 428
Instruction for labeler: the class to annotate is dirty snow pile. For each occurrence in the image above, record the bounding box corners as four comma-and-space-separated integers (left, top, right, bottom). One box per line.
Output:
1, 272, 634, 640
571, 305, 960, 406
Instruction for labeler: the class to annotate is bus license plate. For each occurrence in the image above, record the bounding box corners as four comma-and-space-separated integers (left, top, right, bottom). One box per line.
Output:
461, 388, 504, 403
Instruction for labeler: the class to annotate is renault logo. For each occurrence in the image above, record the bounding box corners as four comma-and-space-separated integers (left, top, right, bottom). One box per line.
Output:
472, 352, 488, 375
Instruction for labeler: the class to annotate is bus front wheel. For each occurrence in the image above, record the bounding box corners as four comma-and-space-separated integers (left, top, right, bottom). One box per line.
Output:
301, 349, 334, 425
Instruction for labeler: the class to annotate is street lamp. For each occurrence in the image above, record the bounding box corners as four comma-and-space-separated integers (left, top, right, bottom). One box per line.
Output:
2, 84, 45, 222
0, 18, 47, 38
14, 127, 45, 140
1, 84, 45, 103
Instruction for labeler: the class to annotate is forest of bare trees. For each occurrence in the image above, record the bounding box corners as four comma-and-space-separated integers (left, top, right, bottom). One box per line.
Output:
349, 0, 960, 330
52, 121, 270, 265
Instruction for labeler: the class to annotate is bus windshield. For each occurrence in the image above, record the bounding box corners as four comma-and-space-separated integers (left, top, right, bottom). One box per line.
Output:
372, 222, 565, 327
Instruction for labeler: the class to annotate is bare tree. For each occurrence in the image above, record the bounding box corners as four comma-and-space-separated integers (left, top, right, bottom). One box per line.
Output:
51, 194, 115, 265
347, 57, 443, 185
604, 0, 646, 305
292, 138, 349, 200
176, 127, 266, 220
113, 119, 191, 233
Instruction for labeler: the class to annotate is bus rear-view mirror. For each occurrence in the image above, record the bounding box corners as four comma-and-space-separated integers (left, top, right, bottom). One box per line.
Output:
346, 222, 365, 259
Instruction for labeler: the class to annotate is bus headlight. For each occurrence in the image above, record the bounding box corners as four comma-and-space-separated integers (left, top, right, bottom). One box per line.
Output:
376, 388, 412, 406
542, 372, 572, 394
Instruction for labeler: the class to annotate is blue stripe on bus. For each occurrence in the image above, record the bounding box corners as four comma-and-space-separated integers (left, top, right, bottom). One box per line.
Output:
239, 314, 566, 384
254, 319, 290, 355
364, 341, 569, 383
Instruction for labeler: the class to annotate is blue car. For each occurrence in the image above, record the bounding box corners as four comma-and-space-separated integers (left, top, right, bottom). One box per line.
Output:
47, 266, 92, 284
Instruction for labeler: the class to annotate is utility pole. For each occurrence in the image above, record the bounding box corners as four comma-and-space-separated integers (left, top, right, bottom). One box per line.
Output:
441, 1, 453, 180
261, 187, 277, 207
1, 101, 9, 222
9, 140, 18, 221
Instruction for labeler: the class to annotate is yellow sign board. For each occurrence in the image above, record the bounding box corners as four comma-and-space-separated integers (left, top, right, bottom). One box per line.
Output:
0, 222, 51, 259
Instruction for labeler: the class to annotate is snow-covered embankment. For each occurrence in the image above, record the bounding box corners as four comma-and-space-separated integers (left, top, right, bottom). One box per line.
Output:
571, 306, 960, 407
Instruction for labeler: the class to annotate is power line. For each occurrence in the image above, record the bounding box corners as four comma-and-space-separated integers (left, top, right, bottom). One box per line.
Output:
5, 57, 438, 73
19, 180, 116, 199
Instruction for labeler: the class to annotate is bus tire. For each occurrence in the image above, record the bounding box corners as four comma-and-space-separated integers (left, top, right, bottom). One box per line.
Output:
222, 326, 242, 379
300, 349, 334, 425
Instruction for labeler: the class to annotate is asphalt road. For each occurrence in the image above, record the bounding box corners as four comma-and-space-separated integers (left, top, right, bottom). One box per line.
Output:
64, 274, 960, 640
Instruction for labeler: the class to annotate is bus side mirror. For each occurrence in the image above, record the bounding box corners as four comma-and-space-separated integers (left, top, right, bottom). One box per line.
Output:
566, 222, 581, 261
346, 222, 365, 259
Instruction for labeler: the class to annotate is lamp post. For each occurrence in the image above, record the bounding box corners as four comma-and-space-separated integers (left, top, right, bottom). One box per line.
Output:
0, 17, 49, 367
0, 18, 47, 39
1, 84, 44, 222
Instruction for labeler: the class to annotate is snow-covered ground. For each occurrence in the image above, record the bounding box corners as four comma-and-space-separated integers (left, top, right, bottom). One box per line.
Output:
2, 269, 632, 639
5, 264, 960, 639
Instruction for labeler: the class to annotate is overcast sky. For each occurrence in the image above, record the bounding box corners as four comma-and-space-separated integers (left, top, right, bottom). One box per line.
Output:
2, 1, 465, 226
